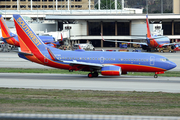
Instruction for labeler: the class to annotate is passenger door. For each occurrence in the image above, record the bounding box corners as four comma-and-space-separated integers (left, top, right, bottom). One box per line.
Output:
150, 56, 155, 65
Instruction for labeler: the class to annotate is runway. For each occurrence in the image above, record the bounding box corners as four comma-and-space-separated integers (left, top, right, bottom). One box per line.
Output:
0, 51, 180, 93
1, 73, 180, 93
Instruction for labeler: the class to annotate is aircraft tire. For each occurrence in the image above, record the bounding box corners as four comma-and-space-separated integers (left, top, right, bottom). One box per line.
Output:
69, 70, 73, 72
93, 72, 98, 77
154, 74, 158, 78
88, 73, 93, 78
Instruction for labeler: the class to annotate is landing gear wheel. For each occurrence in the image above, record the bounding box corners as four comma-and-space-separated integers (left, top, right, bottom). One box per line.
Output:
88, 73, 93, 78
93, 72, 98, 77
154, 74, 158, 78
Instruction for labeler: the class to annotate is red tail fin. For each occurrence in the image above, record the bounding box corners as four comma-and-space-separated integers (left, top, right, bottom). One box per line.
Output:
0, 15, 19, 46
146, 15, 151, 38
61, 33, 63, 41
0, 15, 11, 38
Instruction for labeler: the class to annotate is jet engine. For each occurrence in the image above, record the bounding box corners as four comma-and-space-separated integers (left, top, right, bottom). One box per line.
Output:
101, 66, 121, 76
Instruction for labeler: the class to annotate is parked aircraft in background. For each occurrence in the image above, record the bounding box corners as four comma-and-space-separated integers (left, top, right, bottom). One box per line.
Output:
13, 14, 176, 78
0, 15, 59, 48
103, 15, 177, 51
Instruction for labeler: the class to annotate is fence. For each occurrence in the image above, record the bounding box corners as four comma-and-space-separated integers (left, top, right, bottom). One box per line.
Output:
0, 113, 180, 120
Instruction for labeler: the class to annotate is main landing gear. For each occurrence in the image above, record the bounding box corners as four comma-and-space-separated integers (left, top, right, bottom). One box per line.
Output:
88, 72, 99, 78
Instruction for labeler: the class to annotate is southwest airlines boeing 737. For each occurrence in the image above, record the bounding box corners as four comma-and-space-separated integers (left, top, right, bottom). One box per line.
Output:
104, 15, 175, 51
0, 15, 58, 47
13, 14, 176, 78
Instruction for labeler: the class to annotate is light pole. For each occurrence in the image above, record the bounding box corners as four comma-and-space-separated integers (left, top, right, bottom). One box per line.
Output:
161, 0, 163, 14
146, 0, 148, 14
37, 5, 38, 21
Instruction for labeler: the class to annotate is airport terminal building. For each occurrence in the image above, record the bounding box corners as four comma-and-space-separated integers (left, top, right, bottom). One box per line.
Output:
46, 13, 180, 47
1, 0, 180, 47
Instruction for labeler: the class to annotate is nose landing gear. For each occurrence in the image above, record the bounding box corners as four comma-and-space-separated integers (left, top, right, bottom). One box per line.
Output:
154, 74, 158, 78
154, 71, 164, 78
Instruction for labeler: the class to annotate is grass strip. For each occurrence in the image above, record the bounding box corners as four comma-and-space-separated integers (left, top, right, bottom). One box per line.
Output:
0, 68, 179, 77
0, 88, 180, 116
0, 68, 88, 75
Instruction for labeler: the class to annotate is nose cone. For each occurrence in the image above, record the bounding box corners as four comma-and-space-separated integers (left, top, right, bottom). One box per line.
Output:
167, 61, 177, 70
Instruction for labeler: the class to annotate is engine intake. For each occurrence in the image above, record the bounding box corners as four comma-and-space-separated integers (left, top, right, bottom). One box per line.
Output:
101, 66, 121, 76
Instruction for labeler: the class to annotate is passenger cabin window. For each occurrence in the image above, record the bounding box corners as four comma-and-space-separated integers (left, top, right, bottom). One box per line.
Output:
160, 58, 169, 61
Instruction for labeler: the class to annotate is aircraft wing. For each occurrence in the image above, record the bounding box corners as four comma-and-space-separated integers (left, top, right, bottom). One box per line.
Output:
63, 60, 103, 67
62, 60, 103, 71
104, 39, 148, 46
160, 43, 177, 47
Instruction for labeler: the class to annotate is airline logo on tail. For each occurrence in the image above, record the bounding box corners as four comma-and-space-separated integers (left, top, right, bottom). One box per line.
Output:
16, 17, 41, 46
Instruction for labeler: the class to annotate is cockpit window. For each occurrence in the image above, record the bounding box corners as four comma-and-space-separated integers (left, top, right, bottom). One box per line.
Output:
160, 58, 169, 61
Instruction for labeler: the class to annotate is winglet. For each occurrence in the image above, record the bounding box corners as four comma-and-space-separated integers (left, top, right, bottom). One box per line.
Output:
100, 33, 105, 41
78, 44, 82, 49
146, 14, 151, 38
47, 47, 56, 61
46, 47, 62, 61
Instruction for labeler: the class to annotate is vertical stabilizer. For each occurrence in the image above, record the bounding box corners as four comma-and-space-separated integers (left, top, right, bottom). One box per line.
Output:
0, 15, 19, 46
146, 15, 151, 38
0, 15, 11, 38
13, 14, 46, 53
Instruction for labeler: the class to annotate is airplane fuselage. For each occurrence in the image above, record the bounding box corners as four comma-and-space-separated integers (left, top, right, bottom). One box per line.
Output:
147, 36, 170, 48
19, 48, 176, 73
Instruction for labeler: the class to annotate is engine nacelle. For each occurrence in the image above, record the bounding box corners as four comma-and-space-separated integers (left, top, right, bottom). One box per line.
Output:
101, 66, 121, 76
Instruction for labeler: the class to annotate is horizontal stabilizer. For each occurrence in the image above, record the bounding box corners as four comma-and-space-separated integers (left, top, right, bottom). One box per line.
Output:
18, 51, 33, 56
2, 36, 16, 40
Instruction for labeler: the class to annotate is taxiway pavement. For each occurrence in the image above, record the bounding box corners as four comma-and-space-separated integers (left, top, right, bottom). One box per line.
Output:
0, 73, 180, 93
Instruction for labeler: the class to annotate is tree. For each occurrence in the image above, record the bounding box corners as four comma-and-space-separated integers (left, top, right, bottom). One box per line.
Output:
95, 0, 121, 10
